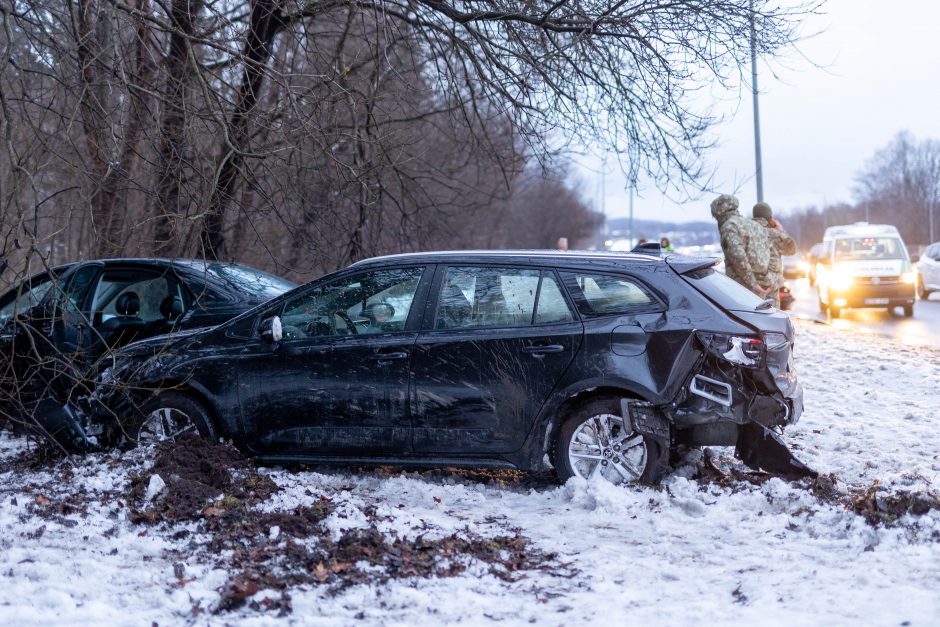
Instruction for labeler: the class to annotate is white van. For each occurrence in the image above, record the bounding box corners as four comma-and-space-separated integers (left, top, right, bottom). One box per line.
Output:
815, 223, 916, 318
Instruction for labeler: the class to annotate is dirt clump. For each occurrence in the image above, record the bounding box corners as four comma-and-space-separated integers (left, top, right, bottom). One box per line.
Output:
127, 433, 250, 522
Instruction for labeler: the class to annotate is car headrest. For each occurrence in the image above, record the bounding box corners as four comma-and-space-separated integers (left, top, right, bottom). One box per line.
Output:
115, 292, 141, 316
160, 295, 184, 320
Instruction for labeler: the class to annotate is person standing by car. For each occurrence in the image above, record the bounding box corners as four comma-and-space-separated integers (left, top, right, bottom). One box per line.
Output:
752, 202, 796, 307
659, 237, 674, 252
711, 194, 770, 297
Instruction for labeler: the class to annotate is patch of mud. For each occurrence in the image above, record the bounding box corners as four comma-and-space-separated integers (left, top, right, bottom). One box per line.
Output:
125, 436, 564, 616
127, 434, 249, 522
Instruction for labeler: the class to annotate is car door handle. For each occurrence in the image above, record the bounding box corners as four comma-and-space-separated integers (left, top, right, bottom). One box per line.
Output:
521, 344, 565, 354
369, 350, 409, 361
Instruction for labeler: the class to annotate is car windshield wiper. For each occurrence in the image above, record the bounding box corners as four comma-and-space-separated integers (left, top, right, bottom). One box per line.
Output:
755, 298, 776, 310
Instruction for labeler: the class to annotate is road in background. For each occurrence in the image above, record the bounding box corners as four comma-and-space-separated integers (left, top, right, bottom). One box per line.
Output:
786, 277, 940, 349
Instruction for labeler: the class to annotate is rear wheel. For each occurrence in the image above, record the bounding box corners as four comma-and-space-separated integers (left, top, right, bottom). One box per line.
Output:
133, 391, 217, 446
902, 304, 914, 318
553, 398, 664, 485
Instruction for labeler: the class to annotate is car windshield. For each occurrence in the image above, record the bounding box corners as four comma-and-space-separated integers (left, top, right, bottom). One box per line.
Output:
833, 237, 904, 260
207, 264, 296, 299
682, 267, 766, 311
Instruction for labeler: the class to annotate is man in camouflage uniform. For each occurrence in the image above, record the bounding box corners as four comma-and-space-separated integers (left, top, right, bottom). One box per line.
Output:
753, 202, 796, 306
710, 194, 771, 297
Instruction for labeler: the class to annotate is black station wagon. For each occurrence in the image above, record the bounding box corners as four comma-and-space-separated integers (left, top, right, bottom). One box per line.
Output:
88, 250, 811, 483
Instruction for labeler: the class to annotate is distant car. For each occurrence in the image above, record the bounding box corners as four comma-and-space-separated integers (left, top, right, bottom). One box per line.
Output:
814, 223, 916, 318
807, 243, 826, 286
76, 250, 810, 483
915, 242, 940, 300
0, 258, 296, 404
782, 255, 808, 280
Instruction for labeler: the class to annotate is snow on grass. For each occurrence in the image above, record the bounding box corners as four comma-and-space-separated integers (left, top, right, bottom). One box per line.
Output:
1, 319, 939, 625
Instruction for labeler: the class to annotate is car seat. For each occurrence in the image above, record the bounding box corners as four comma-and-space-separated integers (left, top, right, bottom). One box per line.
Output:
99, 291, 147, 349
145, 295, 185, 336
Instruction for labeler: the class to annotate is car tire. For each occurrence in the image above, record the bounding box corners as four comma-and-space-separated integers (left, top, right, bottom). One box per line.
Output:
552, 398, 664, 486
829, 306, 841, 319
133, 391, 217, 446
918, 277, 931, 300
902, 304, 914, 318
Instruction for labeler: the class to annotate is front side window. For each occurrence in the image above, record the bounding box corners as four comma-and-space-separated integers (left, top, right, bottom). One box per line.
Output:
561, 272, 659, 316
0, 275, 56, 321
278, 267, 424, 339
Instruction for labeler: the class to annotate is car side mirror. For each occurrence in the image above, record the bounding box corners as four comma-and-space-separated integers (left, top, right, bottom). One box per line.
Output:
260, 315, 283, 343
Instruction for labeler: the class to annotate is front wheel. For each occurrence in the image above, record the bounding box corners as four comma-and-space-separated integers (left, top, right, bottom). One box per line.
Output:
917, 277, 931, 300
553, 399, 664, 485
134, 391, 217, 446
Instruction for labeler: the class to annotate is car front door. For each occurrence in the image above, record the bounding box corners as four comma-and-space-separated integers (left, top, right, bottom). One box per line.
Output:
410, 266, 583, 455
240, 266, 429, 457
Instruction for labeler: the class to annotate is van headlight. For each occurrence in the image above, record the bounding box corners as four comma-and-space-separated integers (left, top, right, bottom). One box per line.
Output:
829, 268, 854, 290
901, 271, 916, 284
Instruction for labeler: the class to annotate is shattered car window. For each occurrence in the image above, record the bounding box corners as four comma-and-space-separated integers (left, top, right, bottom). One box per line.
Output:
562, 272, 657, 316
436, 267, 539, 329
535, 274, 574, 324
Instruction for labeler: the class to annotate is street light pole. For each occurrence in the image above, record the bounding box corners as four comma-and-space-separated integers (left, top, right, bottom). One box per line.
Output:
750, 0, 764, 203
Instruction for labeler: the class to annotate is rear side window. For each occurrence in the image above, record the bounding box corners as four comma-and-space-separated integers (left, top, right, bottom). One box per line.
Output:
560, 272, 660, 316
436, 267, 574, 329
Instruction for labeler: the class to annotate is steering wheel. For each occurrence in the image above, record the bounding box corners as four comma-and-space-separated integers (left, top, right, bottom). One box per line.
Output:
332, 310, 358, 335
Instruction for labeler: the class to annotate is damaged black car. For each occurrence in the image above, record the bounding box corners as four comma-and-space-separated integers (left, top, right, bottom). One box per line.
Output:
1, 259, 296, 430
79, 250, 811, 482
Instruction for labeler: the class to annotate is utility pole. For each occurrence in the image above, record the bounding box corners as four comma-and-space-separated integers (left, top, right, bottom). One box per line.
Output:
629, 185, 634, 247
750, 0, 764, 203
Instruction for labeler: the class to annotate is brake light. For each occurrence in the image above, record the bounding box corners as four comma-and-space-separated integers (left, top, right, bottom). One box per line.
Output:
724, 337, 763, 366
696, 332, 764, 367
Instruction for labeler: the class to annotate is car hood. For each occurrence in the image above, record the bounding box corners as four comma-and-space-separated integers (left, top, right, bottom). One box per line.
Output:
116, 325, 211, 358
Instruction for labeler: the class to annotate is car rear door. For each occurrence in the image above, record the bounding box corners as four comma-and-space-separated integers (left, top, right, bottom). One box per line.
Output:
410, 265, 583, 455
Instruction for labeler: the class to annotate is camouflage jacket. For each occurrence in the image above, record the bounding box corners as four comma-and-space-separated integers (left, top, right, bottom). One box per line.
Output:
754, 217, 797, 288
717, 212, 770, 292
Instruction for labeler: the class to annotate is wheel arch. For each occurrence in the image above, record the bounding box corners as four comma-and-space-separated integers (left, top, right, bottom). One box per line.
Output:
537, 384, 651, 463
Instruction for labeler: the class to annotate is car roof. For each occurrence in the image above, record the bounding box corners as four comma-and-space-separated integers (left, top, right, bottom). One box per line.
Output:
823, 223, 901, 240
350, 249, 716, 274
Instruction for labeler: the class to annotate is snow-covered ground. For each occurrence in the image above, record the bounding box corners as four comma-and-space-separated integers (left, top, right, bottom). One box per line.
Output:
2, 319, 939, 626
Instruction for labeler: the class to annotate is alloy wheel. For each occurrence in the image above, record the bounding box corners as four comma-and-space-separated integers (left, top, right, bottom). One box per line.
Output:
567, 413, 648, 484
137, 406, 197, 445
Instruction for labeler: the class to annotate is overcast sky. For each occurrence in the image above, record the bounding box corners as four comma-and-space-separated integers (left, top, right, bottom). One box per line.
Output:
574, 0, 940, 225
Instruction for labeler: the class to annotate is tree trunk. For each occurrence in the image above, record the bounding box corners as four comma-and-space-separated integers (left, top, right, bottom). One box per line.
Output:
153, 0, 204, 257
200, 0, 283, 261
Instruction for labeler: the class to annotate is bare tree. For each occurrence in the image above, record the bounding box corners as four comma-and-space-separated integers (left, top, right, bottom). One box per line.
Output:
854, 131, 940, 245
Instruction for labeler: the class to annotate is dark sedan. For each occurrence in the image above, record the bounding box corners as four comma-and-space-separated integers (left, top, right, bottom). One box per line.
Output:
92, 250, 811, 483
0, 258, 295, 410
